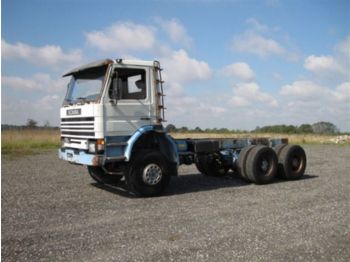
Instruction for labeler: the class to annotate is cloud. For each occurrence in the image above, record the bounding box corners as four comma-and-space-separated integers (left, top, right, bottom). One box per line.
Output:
230, 96, 250, 107
230, 82, 278, 107
165, 91, 226, 127
156, 18, 193, 47
335, 35, 350, 59
1, 39, 82, 67
34, 95, 60, 111
160, 49, 217, 123
304, 35, 350, 81
222, 62, 255, 82
278, 79, 350, 130
230, 18, 301, 60
280, 80, 329, 99
2, 73, 67, 92
161, 49, 212, 84
221, 60, 277, 108
246, 18, 271, 33
85, 22, 156, 53
280, 36, 350, 116
304, 55, 346, 76
2, 95, 62, 126
333, 82, 350, 102
2, 75, 41, 90
2, 73, 67, 125
231, 32, 285, 57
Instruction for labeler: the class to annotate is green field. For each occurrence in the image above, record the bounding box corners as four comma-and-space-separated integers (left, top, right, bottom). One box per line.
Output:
2, 129, 60, 157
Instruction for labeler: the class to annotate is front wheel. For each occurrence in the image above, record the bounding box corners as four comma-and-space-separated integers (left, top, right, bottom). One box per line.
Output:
126, 150, 171, 197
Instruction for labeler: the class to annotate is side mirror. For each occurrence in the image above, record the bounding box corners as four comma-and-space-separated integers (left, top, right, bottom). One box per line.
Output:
110, 98, 117, 105
109, 75, 119, 105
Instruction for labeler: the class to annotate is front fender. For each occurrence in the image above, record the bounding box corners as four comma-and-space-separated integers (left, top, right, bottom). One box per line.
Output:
123, 125, 179, 166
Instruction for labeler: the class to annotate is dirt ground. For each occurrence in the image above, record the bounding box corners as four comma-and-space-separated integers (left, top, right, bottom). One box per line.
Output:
2, 145, 350, 261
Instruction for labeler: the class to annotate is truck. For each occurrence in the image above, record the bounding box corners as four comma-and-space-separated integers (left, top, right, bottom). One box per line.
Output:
59, 59, 307, 197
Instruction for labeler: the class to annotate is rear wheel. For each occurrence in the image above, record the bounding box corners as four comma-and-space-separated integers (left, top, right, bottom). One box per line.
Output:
87, 166, 122, 184
237, 145, 255, 182
195, 155, 207, 174
277, 145, 306, 180
126, 150, 171, 197
246, 145, 278, 184
273, 144, 287, 157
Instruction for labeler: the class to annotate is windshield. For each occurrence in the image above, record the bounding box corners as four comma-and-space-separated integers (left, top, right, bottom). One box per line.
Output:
64, 65, 108, 105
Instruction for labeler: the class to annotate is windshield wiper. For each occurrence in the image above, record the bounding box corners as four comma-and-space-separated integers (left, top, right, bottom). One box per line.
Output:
76, 97, 90, 104
76, 97, 87, 101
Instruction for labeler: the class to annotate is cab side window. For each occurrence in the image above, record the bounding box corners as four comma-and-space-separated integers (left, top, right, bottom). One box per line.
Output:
109, 68, 146, 100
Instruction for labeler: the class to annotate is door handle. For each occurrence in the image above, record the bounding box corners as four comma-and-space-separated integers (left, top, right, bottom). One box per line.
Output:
140, 117, 151, 120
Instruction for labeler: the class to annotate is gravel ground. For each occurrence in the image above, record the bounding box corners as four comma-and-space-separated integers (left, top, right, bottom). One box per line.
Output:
2, 145, 350, 262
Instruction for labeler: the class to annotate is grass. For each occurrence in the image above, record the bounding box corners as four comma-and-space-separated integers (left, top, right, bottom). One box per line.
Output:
1, 129, 60, 157
2, 129, 349, 158
171, 132, 350, 145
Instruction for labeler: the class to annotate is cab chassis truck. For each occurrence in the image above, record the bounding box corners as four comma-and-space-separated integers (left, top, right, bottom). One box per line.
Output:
59, 59, 307, 197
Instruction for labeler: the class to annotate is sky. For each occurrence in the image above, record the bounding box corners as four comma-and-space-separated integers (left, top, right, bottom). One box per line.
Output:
1, 0, 350, 131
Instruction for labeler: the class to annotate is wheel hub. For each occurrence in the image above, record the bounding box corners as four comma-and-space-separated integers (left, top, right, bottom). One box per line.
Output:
292, 157, 300, 170
142, 164, 162, 186
260, 158, 269, 172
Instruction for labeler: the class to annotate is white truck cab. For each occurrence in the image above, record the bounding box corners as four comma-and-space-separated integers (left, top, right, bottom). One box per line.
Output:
59, 59, 168, 163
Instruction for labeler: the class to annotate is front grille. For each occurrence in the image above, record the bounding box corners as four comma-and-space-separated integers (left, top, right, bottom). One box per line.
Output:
60, 117, 95, 138
61, 131, 95, 136
61, 117, 94, 122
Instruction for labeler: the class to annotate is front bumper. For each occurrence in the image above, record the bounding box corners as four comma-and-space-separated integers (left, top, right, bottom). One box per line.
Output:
58, 148, 102, 166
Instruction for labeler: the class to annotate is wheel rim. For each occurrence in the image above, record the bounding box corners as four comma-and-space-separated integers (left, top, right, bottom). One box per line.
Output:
260, 157, 270, 173
142, 164, 162, 186
291, 154, 302, 172
256, 154, 272, 176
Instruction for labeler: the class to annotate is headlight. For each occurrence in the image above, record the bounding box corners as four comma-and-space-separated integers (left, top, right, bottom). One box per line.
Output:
88, 141, 96, 153
61, 137, 69, 148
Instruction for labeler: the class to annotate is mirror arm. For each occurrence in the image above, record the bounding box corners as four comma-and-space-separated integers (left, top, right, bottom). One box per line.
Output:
109, 99, 117, 105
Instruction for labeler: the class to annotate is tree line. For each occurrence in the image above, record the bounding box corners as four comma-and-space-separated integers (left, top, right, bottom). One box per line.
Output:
1, 119, 343, 135
166, 121, 341, 135
1, 119, 58, 130
165, 124, 249, 134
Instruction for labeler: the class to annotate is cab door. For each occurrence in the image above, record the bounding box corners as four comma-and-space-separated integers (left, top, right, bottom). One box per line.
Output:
103, 66, 152, 136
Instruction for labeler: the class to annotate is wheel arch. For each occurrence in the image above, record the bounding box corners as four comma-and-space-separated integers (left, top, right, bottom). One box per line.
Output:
124, 126, 179, 168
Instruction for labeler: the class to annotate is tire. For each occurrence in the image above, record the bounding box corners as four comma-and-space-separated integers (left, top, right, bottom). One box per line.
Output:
126, 150, 171, 197
88, 166, 122, 184
273, 144, 287, 178
273, 144, 287, 157
195, 155, 228, 177
237, 145, 256, 182
277, 145, 306, 180
195, 155, 207, 174
246, 145, 278, 184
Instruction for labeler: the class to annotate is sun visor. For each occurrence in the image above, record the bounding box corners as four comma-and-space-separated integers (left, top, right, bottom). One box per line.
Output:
62, 59, 114, 77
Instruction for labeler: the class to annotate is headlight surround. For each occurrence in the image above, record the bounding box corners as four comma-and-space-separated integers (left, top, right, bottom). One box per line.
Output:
96, 139, 105, 152
88, 139, 104, 153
